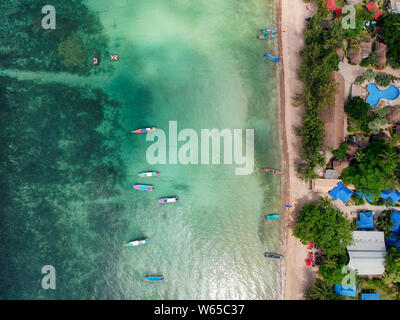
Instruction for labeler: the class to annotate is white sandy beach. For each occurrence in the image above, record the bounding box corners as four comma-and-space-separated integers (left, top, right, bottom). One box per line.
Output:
279, 0, 319, 300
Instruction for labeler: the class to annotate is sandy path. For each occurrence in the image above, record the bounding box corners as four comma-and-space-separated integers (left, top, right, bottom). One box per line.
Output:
278, 0, 319, 300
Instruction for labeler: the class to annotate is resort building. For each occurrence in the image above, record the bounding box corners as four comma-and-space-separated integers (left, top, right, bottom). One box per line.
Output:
320, 72, 345, 150
347, 231, 387, 276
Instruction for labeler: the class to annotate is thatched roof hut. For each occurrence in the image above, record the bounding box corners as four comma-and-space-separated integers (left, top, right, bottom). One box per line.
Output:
336, 47, 345, 60
361, 40, 373, 59
333, 159, 350, 176
349, 45, 362, 64
346, 142, 359, 158
375, 42, 387, 67
320, 72, 345, 150
386, 106, 400, 123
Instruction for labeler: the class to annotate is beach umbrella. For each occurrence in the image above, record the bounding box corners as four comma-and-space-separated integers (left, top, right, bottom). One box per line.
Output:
284, 205, 292, 208
306, 260, 312, 266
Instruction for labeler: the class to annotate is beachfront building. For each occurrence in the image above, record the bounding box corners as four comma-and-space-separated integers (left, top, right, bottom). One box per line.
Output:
320, 71, 345, 151
347, 231, 387, 275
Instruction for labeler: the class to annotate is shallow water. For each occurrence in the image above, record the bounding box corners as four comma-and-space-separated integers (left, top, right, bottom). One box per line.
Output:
0, 0, 282, 299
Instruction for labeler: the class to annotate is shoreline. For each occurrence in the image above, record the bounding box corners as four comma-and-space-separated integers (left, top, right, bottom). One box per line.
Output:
277, 0, 319, 300
276, 0, 290, 301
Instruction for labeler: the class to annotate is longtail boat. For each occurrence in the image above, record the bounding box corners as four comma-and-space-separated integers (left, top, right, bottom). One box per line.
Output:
265, 214, 280, 220
257, 34, 276, 39
137, 171, 160, 177
132, 127, 156, 134
264, 53, 280, 62
133, 184, 153, 191
263, 168, 281, 174
261, 28, 277, 33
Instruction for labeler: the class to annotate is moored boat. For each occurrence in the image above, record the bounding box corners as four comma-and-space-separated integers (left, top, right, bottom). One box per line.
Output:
263, 168, 281, 174
257, 34, 276, 39
145, 275, 164, 282
137, 171, 160, 177
132, 127, 157, 134
261, 28, 277, 33
264, 252, 284, 259
265, 214, 280, 220
133, 184, 153, 191
264, 53, 280, 62
125, 238, 150, 247
158, 196, 178, 204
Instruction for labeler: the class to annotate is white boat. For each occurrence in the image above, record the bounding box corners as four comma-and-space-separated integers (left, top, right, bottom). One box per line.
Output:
158, 196, 178, 204
125, 238, 150, 247
137, 171, 160, 177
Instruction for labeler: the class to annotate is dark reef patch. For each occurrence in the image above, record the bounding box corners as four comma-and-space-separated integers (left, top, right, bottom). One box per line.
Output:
0, 76, 127, 299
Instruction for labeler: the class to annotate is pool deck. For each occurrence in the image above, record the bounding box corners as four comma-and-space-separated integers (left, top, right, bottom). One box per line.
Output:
351, 80, 400, 108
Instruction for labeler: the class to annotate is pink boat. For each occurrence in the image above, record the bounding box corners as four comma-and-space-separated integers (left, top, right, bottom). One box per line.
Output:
133, 184, 153, 191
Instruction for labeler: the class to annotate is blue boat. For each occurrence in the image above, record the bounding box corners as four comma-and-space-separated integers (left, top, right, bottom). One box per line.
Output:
265, 214, 280, 220
264, 53, 280, 62
145, 275, 164, 282
261, 28, 277, 34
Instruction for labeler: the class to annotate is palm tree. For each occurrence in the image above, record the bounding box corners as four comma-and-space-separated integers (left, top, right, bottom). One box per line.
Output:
317, 197, 332, 210
355, 150, 364, 163
377, 210, 395, 237
379, 147, 398, 166
305, 279, 341, 300
322, 255, 338, 270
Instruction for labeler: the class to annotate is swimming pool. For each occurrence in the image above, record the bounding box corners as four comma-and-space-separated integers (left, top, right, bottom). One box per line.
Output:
366, 83, 400, 107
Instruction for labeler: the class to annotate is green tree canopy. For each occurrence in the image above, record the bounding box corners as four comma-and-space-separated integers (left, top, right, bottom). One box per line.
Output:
377, 210, 395, 237
341, 140, 399, 197
384, 247, 400, 285
363, 68, 375, 81
293, 200, 353, 256
344, 97, 371, 132
305, 278, 342, 300
381, 13, 400, 68
375, 73, 392, 87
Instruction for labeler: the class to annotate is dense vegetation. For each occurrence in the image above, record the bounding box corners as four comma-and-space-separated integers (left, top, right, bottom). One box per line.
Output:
305, 278, 342, 300
377, 210, 395, 236
296, 1, 339, 181
381, 13, 400, 69
295, 198, 354, 300
384, 247, 400, 285
341, 139, 399, 197
293, 198, 353, 256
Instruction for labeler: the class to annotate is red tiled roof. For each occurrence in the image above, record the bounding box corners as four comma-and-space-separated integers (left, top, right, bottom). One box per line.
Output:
326, 0, 336, 10
366, 2, 382, 20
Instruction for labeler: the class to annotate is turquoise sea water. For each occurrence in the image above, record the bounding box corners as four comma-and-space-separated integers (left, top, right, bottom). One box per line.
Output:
0, 0, 282, 299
